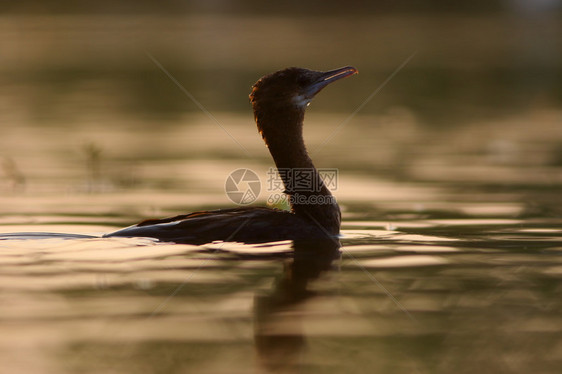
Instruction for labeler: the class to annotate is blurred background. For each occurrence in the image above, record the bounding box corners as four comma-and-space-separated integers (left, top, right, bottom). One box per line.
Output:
1, 0, 561, 211
2, 1, 561, 120
1, 3, 562, 374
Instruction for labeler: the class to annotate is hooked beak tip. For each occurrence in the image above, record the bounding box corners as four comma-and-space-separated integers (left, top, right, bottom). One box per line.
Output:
304, 66, 358, 99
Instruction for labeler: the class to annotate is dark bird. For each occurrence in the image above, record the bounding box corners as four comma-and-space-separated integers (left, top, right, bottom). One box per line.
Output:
104, 66, 358, 245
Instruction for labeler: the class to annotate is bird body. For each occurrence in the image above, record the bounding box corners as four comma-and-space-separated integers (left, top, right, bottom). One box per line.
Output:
105, 66, 357, 244
107, 207, 336, 245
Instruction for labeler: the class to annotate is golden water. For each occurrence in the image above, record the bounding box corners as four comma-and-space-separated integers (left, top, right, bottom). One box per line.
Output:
1, 12, 562, 374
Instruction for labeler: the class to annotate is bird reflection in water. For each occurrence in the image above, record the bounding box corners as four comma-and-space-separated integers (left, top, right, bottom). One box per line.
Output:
254, 239, 340, 373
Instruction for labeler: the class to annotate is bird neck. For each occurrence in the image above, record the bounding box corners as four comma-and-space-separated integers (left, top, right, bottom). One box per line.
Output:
254, 103, 341, 234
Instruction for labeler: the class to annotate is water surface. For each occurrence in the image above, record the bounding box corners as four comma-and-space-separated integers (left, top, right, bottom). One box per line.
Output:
1, 110, 561, 373
1, 10, 562, 372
